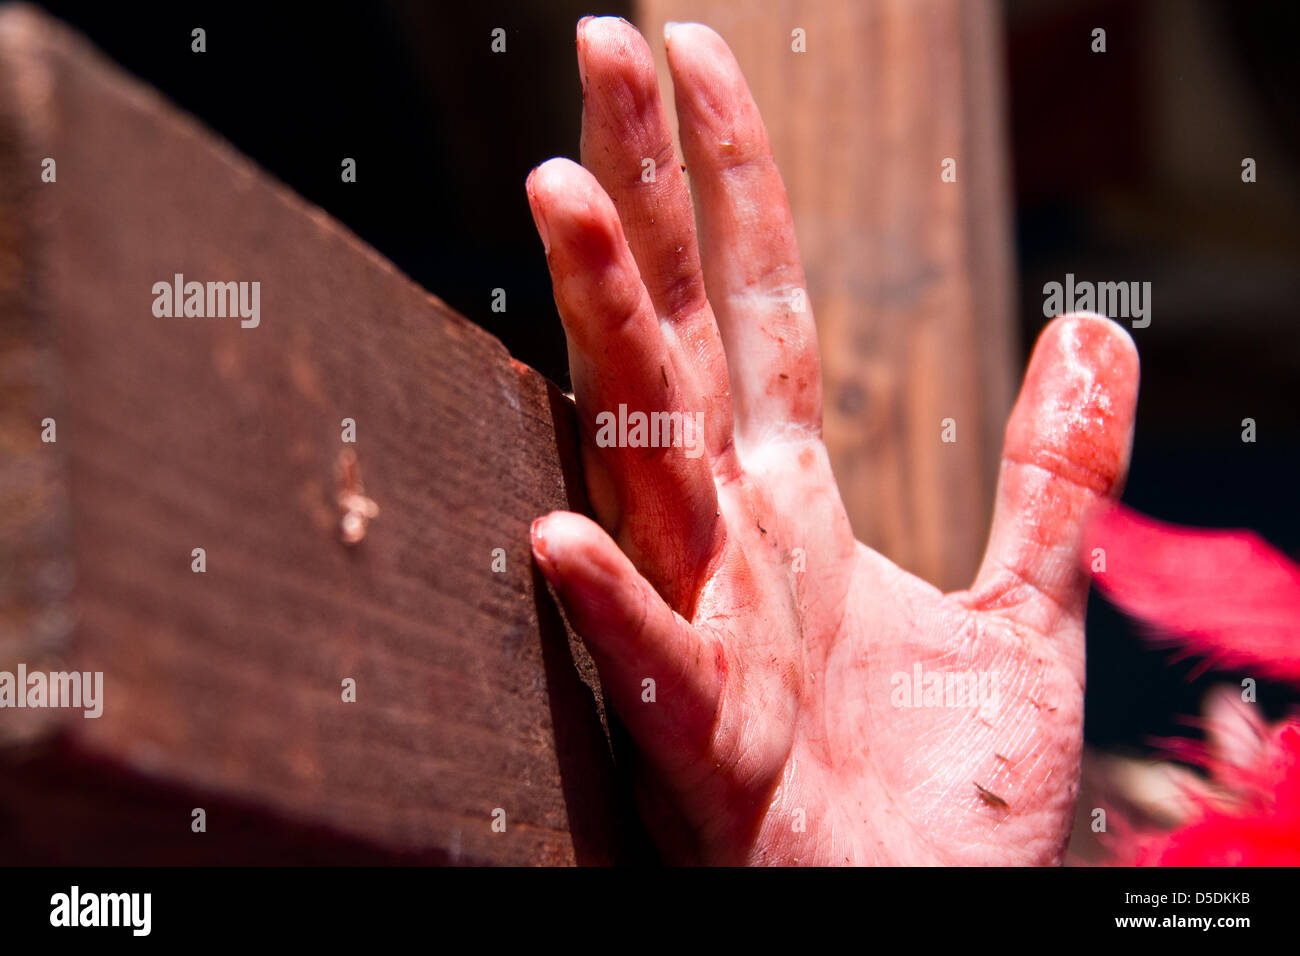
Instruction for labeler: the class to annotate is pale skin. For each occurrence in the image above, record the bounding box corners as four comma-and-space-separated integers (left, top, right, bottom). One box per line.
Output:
526, 17, 1140, 865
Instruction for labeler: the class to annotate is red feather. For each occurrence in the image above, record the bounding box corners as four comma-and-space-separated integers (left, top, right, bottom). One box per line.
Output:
1083, 503, 1300, 865
1084, 503, 1300, 681
1129, 722, 1300, 865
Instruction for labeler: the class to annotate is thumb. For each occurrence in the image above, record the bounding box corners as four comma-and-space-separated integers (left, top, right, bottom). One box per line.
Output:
530, 511, 723, 777
966, 313, 1139, 641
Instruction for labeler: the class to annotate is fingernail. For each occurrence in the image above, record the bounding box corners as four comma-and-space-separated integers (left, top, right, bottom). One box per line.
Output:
530, 516, 552, 567
664, 20, 679, 42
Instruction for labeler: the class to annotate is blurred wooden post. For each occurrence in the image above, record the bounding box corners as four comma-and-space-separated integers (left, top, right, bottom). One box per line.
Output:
638, 0, 1017, 590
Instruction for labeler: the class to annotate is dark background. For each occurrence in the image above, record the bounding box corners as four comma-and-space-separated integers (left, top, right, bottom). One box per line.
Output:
29, 0, 1300, 754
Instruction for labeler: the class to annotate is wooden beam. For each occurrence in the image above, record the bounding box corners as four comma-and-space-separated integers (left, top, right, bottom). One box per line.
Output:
636, 0, 1018, 591
0, 5, 648, 865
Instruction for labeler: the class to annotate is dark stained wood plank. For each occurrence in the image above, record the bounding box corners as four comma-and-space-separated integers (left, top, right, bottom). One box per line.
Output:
0, 5, 647, 865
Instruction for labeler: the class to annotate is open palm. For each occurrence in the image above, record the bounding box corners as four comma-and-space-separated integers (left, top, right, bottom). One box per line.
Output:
527, 17, 1139, 865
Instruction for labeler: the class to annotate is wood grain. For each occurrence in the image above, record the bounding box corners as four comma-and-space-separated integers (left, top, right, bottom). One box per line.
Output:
0, 5, 648, 865
636, 0, 1018, 591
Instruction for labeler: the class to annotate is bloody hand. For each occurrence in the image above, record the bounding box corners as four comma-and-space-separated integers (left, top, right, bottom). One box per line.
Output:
526, 17, 1139, 865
